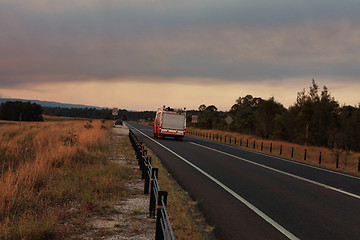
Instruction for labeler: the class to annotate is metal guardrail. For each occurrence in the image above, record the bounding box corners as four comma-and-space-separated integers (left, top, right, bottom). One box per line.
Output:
129, 129, 175, 240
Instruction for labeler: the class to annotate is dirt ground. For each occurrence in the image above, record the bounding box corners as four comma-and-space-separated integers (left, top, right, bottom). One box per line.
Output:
74, 124, 156, 240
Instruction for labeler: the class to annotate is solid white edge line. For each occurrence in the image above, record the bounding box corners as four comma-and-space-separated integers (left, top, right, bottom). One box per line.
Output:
128, 124, 300, 240
187, 135, 360, 181
189, 142, 360, 200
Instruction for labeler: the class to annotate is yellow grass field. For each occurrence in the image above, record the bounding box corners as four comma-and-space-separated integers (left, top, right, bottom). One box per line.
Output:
187, 126, 360, 176
0, 119, 133, 239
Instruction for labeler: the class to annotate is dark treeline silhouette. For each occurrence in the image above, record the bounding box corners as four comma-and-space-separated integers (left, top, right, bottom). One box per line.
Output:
0, 101, 44, 121
43, 107, 155, 121
43, 107, 113, 119
190, 80, 360, 152
118, 110, 155, 121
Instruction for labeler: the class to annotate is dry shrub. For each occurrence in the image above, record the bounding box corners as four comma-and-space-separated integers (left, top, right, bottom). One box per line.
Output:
0, 119, 115, 239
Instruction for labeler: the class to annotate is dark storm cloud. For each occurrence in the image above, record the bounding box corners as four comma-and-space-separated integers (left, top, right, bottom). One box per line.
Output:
0, 0, 359, 87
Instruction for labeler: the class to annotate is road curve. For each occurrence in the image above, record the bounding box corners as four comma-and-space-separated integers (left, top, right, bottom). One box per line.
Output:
126, 122, 360, 240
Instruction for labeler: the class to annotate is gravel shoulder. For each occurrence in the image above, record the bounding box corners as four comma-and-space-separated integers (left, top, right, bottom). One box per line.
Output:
74, 125, 156, 240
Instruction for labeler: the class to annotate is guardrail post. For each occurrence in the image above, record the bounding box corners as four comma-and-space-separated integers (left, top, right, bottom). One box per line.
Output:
261, 142, 263, 151
155, 191, 168, 240
234, 137, 237, 145
358, 157, 360, 172
149, 168, 159, 218
270, 143, 272, 153
291, 147, 294, 158
319, 152, 322, 164
137, 145, 142, 167
141, 150, 147, 180
137, 143, 143, 168
253, 141, 255, 149
304, 149, 307, 161
280, 145, 282, 155
336, 154, 339, 168
144, 156, 150, 194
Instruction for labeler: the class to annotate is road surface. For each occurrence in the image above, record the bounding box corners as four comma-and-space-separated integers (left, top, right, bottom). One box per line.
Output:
126, 122, 360, 240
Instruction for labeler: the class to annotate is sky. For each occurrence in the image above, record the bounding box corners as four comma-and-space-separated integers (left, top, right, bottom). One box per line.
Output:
0, 0, 359, 111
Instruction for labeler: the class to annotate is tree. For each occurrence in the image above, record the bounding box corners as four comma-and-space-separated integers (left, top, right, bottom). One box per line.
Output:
229, 95, 262, 134
288, 80, 340, 146
256, 97, 286, 139
0, 101, 43, 121
198, 104, 206, 112
197, 105, 220, 129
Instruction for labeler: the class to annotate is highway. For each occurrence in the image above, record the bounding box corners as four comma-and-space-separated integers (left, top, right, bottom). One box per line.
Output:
126, 122, 360, 240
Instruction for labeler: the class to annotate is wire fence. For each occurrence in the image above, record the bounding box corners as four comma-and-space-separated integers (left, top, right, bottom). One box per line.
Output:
187, 130, 360, 173
129, 129, 175, 240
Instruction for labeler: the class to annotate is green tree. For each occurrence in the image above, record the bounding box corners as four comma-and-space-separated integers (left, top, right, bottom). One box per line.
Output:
0, 101, 43, 121
229, 95, 261, 134
288, 80, 339, 146
197, 105, 220, 129
256, 97, 286, 139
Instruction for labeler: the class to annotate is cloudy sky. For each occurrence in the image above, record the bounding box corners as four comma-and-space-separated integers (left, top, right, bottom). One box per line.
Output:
0, 0, 359, 110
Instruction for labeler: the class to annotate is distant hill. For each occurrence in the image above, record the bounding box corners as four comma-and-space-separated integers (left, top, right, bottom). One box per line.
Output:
0, 98, 109, 110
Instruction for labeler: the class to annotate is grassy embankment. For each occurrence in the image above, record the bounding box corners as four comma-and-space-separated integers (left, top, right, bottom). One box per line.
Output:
0, 118, 213, 239
0, 119, 134, 239
187, 126, 360, 176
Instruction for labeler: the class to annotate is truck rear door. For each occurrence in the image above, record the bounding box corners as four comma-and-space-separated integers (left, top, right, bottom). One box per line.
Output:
162, 113, 185, 131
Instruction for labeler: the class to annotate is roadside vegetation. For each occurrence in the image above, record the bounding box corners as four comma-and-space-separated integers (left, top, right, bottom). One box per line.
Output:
0, 118, 214, 239
180, 80, 360, 175
188, 80, 360, 153
0, 119, 134, 239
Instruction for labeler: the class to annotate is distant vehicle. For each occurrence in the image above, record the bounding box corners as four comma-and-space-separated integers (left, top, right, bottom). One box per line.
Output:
114, 119, 123, 126
154, 106, 186, 140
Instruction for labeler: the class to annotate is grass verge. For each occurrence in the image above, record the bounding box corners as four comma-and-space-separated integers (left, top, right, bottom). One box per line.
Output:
0, 120, 135, 239
144, 147, 216, 240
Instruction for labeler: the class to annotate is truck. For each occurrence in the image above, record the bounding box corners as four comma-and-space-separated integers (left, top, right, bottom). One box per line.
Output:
154, 106, 186, 140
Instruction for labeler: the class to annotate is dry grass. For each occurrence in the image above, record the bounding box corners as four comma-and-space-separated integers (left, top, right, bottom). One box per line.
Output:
187, 127, 360, 176
0, 119, 132, 239
43, 115, 88, 122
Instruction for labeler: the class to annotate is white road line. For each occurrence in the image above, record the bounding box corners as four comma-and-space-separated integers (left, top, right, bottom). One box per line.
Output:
187, 135, 360, 181
129, 124, 300, 240
190, 142, 360, 200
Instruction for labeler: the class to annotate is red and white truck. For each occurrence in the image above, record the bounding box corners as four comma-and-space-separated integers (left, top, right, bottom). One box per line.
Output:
154, 106, 186, 140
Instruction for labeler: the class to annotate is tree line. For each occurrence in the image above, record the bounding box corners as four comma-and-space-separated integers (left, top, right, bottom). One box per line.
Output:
190, 80, 360, 152
0, 102, 156, 122
43, 107, 155, 121
0, 101, 44, 121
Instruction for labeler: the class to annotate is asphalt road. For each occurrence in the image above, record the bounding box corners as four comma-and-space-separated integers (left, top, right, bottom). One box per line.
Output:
126, 122, 360, 240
